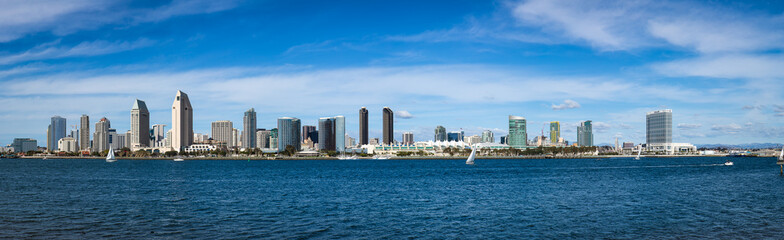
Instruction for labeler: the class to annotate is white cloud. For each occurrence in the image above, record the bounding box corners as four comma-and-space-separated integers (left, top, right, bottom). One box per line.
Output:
0, 0, 239, 43
677, 123, 702, 129
0, 39, 154, 65
396, 110, 414, 119
551, 99, 581, 110
711, 123, 742, 133
653, 54, 784, 79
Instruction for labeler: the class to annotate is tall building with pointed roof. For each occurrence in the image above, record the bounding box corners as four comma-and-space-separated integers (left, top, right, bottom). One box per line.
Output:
171, 90, 193, 152
131, 99, 150, 148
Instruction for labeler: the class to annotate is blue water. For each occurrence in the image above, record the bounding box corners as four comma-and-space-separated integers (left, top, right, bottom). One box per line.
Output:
1, 157, 783, 239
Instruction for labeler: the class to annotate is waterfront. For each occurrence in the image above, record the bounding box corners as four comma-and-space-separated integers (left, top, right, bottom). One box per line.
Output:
1, 157, 783, 239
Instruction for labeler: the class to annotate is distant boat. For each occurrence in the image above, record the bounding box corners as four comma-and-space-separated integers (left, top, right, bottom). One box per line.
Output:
778, 145, 784, 161
106, 145, 116, 162
635, 147, 642, 160
724, 159, 734, 166
42, 156, 48, 160
466, 146, 477, 165
337, 155, 357, 160
173, 157, 184, 162
373, 155, 390, 160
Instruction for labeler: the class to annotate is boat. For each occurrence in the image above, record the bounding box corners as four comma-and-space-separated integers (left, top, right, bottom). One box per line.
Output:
724, 159, 734, 166
466, 145, 477, 165
778, 145, 783, 161
173, 157, 184, 162
106, 145, 116, 162
337, 154, 357, 160
634, 147, 642, 160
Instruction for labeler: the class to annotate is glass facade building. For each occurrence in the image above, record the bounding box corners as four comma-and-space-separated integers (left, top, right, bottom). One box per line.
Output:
646, 109, 672, 144
383, 107, 394, 145
550, 121, 560, 143
359, 107, 368, 145
243, 108, 257, 149
577, 120, 593, 147
434, 126, 446, 142
277, 118, 300, 152
507, 115, 527, 148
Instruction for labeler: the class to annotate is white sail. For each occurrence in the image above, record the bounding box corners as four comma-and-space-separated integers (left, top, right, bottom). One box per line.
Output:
106, 145, 116, 162
466, 146, 477, 165
779, 145, 783, 161
635, 147, 641, 160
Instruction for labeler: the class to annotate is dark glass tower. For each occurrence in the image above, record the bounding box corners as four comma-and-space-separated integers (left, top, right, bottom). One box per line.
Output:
382, 107, 394, 145
359, 107, 368, 145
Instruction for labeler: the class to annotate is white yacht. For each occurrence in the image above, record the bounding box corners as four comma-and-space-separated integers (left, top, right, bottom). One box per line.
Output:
106, 145, 116, 162
724, 159, 734, 166
173, 157, 184, 162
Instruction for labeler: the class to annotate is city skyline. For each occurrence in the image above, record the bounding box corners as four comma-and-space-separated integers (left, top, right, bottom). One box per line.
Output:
1, 1, 784, 146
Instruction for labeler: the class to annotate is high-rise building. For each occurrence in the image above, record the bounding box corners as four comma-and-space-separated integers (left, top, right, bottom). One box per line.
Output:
646, 109, 672, 144
318, 117, 335, 151
434, 125, 446, 142
107, 129, 125, 150
402, 132, 414, 145
369, 138, 380, 145
335, 116, 345, 152
12, 138, 37, 153
481, 130, 494, 143
359, 107, 368, 145
508, 115, 527, 148
500, 136, 506, 145
93, 117, 110, 152
47, 116, 66, 151
277, 117, 301, 152
465, 135, 481, 145
256, 129, 271, 148
243, 108, 257, 149
171, 90, 193, 151
232, 128, 239, 147
345, 134, 355, 148
125, 130, 132, 148
211, 121, 232, 146
383, 107, 394, 145
151, 124, 166, 147
577, 120, 593, 147
550, 121, 560, 144
79, 115, 89, 151
307, 131, 318, 144
302, 125, 316, 143
447, 131, 463, 142
130, 99, 150, 148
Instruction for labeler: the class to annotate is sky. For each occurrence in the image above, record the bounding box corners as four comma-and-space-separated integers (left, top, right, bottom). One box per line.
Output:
1, 0, 784, 146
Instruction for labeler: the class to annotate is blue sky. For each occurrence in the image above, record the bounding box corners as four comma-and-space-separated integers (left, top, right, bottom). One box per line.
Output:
2, 0, 784, 146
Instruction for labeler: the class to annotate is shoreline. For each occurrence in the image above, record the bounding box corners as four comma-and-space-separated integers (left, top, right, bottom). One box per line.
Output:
12, 155, 765, 160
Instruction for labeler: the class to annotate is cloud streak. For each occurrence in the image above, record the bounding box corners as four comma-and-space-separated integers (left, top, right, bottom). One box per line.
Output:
0, 39, 154, 65
551, 99, 581, 110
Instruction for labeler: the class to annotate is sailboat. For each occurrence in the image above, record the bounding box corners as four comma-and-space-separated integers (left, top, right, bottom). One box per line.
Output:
106, 145, 116, 162
466, 145, 477, 165
634, 147, 642, 160
778, 145, 784, 161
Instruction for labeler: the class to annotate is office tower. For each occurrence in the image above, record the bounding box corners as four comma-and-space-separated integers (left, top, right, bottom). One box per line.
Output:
307, 131, 318, 144
508, 115, 527, 148
345, 134, 355, 148
447, 131, 463, 142
211, 121, 232, 146
47, 116, 66, 151
335, 116, 345, 152
402, 132, 414, 145
130, 99, 150, 148
383, 107, 394, 145
318, 117, 335, 151
434, 126, 446, 142
125, 130, 132, 148
270, 128, 278, 149
12, 138, 37, 153
243, 108, 257, 149
302, 125, 316, 143
369, 138, 380, 145
359, 107, 368, 145
577, 120, 593, 147
500, 136, 506, 145
165, 129, 172, 147
550, 121, 560, 144
465, 135, 481, 144
277, 117, 301, 152
232, 128, 239, 147
257, 129, 271, 148
481, 130, 494, 143
646, 109, 672, 144
151, 124, 166, 147
93, 117, 110, 152
79, 115, 89, 151
171, 90, 193, 151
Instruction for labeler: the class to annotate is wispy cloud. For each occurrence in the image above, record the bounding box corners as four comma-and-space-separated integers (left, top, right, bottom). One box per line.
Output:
677, 123, 702, 129
551, 99, 581, 110
396, 110, 414, 119
0, 39, 154, 65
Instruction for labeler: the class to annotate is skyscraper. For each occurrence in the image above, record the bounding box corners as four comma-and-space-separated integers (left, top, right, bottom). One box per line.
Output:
302, 125, 316, 143
256, 129, 271, 148
550, 121, 560, 144
93, 117, 110, 152
383, 107, 394, 145
508, 115, 527, 148
402, 132, 414, 145
359, 107, 368, 145
47, 116, 66, 151
577, 120, 593, 147
151, 124, 166, 147
277, 117, 301, 152
318, 117, 335, 151
171, 90, 193, 152
243, 108, 257, 149
211, 121, 233, 146
79, 115, 89, 151
232, 128, 239, 147
481, 130, 494, 143
646, 109, 672, 144
434, 125, 446, 142
130, 99, 150, 148
447, 131, 464, 142
335, 116, 345, 152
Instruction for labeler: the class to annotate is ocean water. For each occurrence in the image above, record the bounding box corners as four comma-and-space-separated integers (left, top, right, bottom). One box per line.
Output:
1, 157, 783, 239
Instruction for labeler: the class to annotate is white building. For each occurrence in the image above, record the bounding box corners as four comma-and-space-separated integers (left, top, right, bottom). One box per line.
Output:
464, 135, 482, 145
57, 137, 77, 152
402, 132, 414, 145
184, 143, 217, 153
